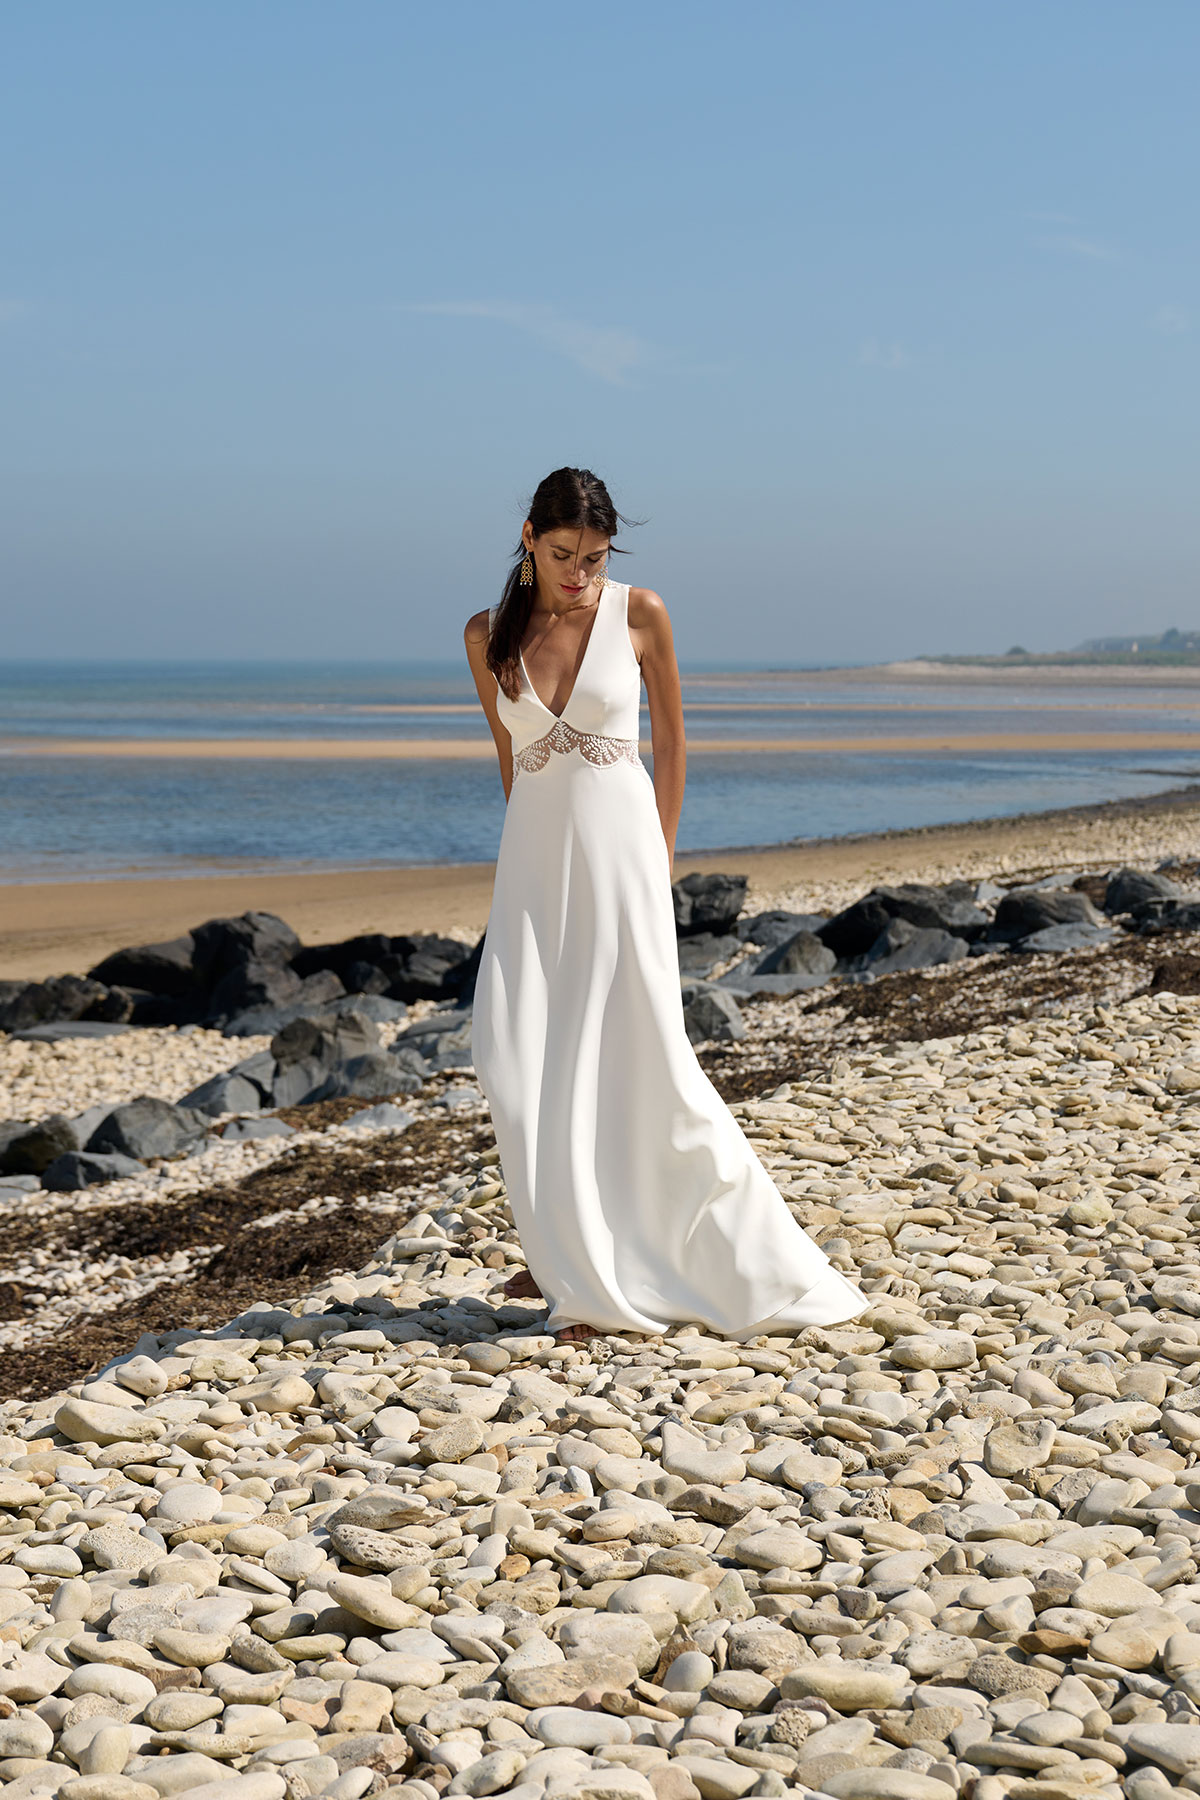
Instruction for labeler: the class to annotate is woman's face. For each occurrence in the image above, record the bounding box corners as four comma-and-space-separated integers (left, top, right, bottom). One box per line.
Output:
522, 523, 611, 603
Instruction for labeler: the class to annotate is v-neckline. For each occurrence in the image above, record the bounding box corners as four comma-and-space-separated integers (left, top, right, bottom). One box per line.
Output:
518, 586, 606, 721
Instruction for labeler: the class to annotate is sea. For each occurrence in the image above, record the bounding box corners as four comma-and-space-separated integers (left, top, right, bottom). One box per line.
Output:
1, 661, 1198, 883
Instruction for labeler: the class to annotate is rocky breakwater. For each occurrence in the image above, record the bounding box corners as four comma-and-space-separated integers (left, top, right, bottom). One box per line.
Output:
0, 990, 1199, 1798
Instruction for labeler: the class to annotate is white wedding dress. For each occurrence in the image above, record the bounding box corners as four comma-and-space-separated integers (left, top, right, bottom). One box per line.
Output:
470, 579, 867, 1338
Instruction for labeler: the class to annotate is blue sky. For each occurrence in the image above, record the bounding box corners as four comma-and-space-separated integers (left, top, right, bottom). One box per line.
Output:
3, 2, 1197, 664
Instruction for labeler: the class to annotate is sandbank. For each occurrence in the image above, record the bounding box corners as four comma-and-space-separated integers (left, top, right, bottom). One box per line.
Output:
5, 729, 1200, 760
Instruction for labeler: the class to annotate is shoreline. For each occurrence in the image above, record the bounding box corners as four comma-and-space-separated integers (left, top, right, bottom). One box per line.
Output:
2, 781, 1198, 983
6, 727, 1200, 759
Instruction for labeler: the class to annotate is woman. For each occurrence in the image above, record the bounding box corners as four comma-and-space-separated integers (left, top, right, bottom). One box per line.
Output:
464, 467, 866, 1345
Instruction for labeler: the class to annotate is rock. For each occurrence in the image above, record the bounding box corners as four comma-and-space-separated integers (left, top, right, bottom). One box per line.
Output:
862, 917, 970, 975
1105, 867, 1180, 913
324, 1572, 421, 1630
734, 1528, 824, 1572
179, 1069, 267, 1116
1125, 1722, 1200, 1774
419, 1415, 487, 1462
673, 873, 749, 938
991, 885, 1103, 942
57, 1400, 165, 1446
1019, 921, 1116, 953
1072, 1570, 1161, 1617
890, 1330, 976, 1370
753, 930, 837, 978
86, 1096, 206, 1161
0, 1714, 55, 1758
660, 1421, 746, 1487
90, 934, 199, 998
682, 986, 746, 1045
0, 1112, 81, 1174
505, 1657, 639, 1708
309, 1049, 422, 1103
820, 1775, 959, 1800
528, 1706, 633, 1748
678, 933, 745, 976
779, 1666, 905, 1710
42, 1149, 145, 1190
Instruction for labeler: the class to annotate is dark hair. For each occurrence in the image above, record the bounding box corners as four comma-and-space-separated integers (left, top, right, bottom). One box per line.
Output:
488, 467, 642, 702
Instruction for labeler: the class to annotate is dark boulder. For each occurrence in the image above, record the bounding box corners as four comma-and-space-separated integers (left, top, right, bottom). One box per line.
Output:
87, 1097, 208, 1162
206, 960, 305, 1024
220, 991, 407, 1040
861, 918, 970, 975
672, 873, 748, 939
681, 984, 745, 1044
379, 935, 476, 1003
292, 933, 393, 983
308, 1051, 424, 1103
271, 1011, 379, 1068
178, 1070, 266, 1118
392, 1006, 472, 1075
343, 961, 391, 997
817, 894, 894, 960
1134, 899, 1200, 937
42, 1150, 144, 1191
1104, 867, 1181, 915
0, 1114, 79, 1176
754, 929, 837, 978
1018, 922, 1116, 954
263, 1010, 384, 1108
990, 887, 1103, 943
0, 974, 116, 1033
191, 911, 302, 983
735, 910, 828, 948
820, 884, 988, 959
89, 934, 199, 998
677, 933, 743, 976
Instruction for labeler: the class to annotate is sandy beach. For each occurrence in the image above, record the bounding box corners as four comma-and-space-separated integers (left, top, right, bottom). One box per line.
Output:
6, 729, 1200, 761
2, 784, 1198, 983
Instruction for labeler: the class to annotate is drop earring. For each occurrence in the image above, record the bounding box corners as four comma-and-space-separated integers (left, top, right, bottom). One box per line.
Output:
519, 549, 534, 586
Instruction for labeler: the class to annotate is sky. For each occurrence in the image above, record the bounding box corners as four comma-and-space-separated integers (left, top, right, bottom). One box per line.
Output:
2, 2, 1198, 666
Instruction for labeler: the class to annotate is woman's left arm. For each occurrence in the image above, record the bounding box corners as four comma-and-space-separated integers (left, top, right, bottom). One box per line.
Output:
630, 586, 686, 874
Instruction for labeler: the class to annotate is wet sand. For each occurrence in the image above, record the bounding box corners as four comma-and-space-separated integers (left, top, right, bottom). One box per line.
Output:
2, 784, 1198, 983
5, 729, 1200, 758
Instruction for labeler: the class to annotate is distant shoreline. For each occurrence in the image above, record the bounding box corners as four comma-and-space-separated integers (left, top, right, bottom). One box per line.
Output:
5, 728, 1200, 760
2, 781, 1198, 983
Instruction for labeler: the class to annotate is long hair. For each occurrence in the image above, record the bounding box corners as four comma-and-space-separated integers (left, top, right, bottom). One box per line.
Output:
488, 468, 642, 702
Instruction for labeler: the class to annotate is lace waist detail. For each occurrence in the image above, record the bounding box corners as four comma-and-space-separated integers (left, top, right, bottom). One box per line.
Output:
513, 718, 642, 778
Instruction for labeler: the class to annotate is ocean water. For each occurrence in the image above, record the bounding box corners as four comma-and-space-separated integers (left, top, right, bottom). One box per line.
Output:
1, 661, 1198, 882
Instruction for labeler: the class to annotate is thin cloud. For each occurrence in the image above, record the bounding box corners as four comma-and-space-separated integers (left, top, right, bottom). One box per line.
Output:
1034, 233, 1116, 261
406, 300, 649, 386
1152, 304, 1191, 336
0, 301, 25, 325
858, 338, 911, 371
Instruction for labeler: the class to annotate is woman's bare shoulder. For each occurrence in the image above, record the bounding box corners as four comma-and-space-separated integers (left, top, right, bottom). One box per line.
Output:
628, 586, 670, 634
464, 606, 492, 647
628, 585, 667, 619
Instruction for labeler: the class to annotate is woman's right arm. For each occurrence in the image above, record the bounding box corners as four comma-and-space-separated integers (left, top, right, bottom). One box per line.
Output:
464, 610, 514, 802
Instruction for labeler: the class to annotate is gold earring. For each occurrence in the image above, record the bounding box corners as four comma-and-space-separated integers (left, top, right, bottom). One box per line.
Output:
519, 550, 533, 586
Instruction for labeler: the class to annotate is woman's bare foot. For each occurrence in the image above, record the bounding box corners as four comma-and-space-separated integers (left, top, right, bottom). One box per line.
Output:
555, 1322, 598, 1344
503, 1268, 543, 1300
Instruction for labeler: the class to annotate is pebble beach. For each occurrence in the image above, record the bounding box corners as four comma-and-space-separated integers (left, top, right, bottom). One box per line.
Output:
1, 795, 1200, 1800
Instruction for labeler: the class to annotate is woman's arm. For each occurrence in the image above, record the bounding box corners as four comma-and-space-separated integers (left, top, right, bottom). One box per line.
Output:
464, 610, 514, 801
629, 587, 686, 874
